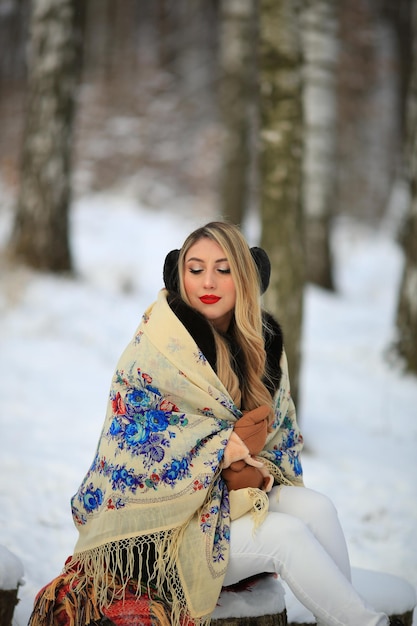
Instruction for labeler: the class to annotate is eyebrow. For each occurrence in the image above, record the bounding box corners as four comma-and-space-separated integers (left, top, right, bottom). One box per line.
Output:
186, 257, 228, 263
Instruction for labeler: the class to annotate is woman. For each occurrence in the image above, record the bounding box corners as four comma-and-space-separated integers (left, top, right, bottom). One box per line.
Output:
30, 222, 401, 626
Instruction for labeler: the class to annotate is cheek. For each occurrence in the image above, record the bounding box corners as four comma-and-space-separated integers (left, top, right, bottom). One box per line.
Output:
227, 280, 237, 305
182, 274, 194, 298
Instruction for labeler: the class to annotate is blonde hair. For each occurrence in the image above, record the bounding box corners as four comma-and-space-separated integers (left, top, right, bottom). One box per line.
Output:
178, 222, 273, 417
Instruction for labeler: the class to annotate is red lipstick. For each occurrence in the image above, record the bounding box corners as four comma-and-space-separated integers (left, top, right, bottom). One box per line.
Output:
199, 295, 221, 304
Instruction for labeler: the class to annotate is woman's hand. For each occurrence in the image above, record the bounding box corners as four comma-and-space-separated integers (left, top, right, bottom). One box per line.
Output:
234, 405, 270, 455
221, 405, 274, 493
223, 431, 264, 468
222, 457, 274, 493
222, 461, 265, 491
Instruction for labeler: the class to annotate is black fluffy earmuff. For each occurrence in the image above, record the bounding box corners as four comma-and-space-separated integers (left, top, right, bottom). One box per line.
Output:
163, 246, 271, 295
163, 249, 181, 294
250, 247, 271, 294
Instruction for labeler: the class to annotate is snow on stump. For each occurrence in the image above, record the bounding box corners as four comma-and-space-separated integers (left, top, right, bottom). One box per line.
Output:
283, 567, 417, 626
210, 574, 287, 626
0, 546, 24, 626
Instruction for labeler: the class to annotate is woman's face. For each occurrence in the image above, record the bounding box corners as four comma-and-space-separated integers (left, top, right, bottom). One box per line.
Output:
183, 237, 236, 332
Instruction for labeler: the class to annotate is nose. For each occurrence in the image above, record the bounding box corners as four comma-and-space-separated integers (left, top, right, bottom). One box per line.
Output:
203, 269, 216, 289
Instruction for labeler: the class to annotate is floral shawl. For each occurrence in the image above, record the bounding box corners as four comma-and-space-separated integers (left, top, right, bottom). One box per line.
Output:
66, 289, 304, 625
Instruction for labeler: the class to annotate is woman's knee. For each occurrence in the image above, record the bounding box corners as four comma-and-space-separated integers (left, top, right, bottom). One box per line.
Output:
227, 511, 322, 585
275, 486, 339, 525
307, 489, 339, 521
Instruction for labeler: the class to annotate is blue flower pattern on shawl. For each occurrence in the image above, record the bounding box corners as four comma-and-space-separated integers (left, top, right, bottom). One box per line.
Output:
259, 383, 304, 482
72, 363, 232, 569
72, 363, 229, 522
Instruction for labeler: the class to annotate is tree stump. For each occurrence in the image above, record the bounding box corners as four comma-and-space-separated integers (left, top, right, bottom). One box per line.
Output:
0, 546, 24, 626
211, 610, 287, 625
0, 588, 19, 626
212, 568, 416, 626
388, 610, 414, 626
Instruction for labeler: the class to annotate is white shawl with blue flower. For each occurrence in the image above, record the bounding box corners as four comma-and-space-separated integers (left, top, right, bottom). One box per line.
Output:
68, 289, 304, 625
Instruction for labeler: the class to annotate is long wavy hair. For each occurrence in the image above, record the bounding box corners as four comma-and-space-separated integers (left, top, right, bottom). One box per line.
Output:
178, 222, 273, 418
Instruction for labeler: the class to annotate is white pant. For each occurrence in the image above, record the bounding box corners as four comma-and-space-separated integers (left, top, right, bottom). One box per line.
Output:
224, 486, 389, 626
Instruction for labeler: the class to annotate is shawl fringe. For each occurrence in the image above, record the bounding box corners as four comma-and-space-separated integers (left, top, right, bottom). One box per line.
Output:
28, 566, 103, 626
29, 530, 212, 626
28, 569, 172, 626
229, 487, 270, 528
69, 530, 188, 625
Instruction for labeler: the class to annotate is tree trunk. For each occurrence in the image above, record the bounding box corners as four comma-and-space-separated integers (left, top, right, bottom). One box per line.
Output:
0, 0, 30, 84
300, 0, 338, 290
218, 0, 258, 225
396, 1, 417, 374
10, 0, 85, 272
381, 0, 415, 142
258, 0, 304, 406
171, 0, 218, 114
336, 0, 400, 223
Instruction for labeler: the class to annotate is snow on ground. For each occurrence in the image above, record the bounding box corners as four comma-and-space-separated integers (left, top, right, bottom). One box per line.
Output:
0, 191, 416, 625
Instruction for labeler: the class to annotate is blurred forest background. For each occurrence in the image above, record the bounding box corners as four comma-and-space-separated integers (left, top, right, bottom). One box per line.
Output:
0, 0, 416, 405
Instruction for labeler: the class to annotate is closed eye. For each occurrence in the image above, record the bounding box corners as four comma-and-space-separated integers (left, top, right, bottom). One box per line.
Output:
188, 267, 230, 274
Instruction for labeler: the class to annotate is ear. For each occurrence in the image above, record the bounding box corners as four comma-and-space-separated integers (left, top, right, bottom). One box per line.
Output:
163, 249, 180, 293
250, 247, 271, 294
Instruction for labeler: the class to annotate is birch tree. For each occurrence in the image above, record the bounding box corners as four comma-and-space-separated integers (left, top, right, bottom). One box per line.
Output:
258, 0, 304, 404
218, 0, 257, 224
300, 0, 338, 289
396, 1, 417, 374
10, 0, 84, 271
